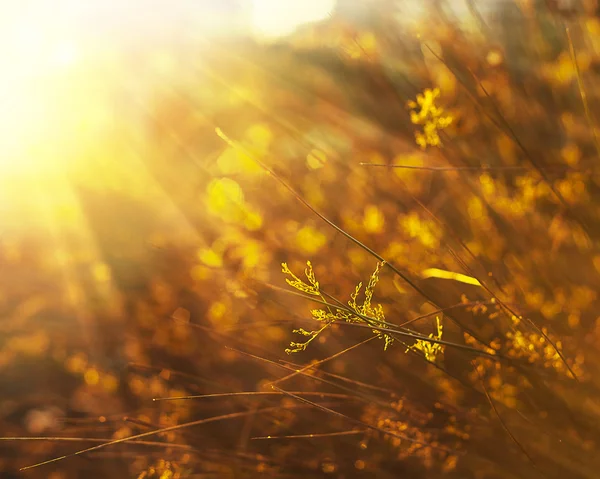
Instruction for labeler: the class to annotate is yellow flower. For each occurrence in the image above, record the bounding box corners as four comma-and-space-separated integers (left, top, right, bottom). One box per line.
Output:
406, 316, 445, 363
197, 249, 223, 268
407, 88, 452, 149
306, 149, 327, 170
296, 225, 327, 254
363, 205, 385, 234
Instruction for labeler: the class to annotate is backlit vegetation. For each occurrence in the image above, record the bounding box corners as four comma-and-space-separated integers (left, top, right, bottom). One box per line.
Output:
3, 1, 600, 478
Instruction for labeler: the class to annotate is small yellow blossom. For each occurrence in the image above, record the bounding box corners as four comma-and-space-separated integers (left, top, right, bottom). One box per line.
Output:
406, 316, 445, 363
363, 205, 385, 234
296, 225, 327, 254
407, 88, 453, 149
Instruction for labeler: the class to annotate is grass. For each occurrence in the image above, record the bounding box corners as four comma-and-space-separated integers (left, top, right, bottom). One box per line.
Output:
2, 1, 600, 478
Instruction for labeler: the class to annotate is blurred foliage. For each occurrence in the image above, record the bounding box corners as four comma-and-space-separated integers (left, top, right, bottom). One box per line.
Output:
3, 0, 600, 478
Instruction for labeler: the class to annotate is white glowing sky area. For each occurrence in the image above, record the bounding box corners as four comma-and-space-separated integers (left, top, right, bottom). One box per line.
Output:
0, 2, 80, 175
250, 0, 336, 38
0, 0, 338, 176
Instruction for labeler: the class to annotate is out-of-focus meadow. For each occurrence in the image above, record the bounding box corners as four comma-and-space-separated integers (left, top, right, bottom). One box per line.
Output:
2, 0, 600, 477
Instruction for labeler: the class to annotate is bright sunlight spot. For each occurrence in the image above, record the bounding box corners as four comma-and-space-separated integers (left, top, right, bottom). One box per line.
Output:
249, 0, 336, 39
0, 0, 334, 178
0, 4, 81, 176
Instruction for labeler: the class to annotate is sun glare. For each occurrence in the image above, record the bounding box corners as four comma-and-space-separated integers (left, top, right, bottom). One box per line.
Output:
0, 0, 337, 180
249, 0, 336, 39
0, 6, 81, 177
